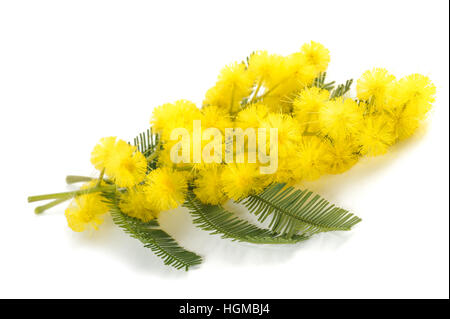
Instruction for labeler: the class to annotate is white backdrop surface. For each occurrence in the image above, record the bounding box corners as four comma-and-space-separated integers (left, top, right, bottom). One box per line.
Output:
0, 0, 448, 298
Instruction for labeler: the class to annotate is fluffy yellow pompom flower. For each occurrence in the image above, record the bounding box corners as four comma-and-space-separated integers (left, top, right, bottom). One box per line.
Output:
357, 68, 396, 103
273, 150, 302, 185
300, 41, 330, 73
394, 74, 436, 116
204, 62, 254, 114
235, 103, 269, 130
91, 136, 117, 170
145, 167, 188, 211
247, 50, 318, 113
201, 105, 233, 134
383, 74, 435, 141
248, 51, 285, 88
325, 138, 360, 174
119, 186, 159, 222
293, 87, 330, 132
259, 113, 301, 157
294, 137, 331, 181
105, 140, 147, 188
65, 181, 110, 232
385, 106, 420, 141
221, 163, 267, 201
319, 97, 362, 139
194, 166, 228, 205
357, 115, 395, 156
283, 52, 317, 89
151, 100, 202, 141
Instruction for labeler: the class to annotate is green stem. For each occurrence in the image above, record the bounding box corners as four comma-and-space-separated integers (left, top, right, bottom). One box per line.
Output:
28, 185, 116, 203
146, 144, 160, 161
249, 78, 264, 104
34, 197, 69, 214
96, 168, 105, 187
303, 114, 311, 135
302, 131, 319, 137
66, 175, 93, 184
143, 141, 161, 159
229, 85, 236, 114
253, 75, 291, 102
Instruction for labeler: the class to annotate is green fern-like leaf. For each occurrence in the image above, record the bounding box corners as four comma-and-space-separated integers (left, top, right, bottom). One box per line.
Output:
330, 79, 353, 99
241, 183, 361, 238
105, 191, 202, 271
184, 193, 308, 244
133, 128, 159, 169
313, 72, 335, 91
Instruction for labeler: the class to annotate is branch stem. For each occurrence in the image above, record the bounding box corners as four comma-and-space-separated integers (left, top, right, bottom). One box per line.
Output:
250, 78, 264, 104
34, 197, 69, 214
28, 185, 116, 203
66, 175, 94, 184
96, 168, 105, 187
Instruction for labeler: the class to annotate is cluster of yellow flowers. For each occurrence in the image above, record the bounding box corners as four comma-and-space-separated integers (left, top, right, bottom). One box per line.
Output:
63, 41, 435, 232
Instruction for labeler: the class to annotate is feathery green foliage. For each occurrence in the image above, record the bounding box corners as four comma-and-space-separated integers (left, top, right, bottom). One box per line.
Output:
241, 183, 361, 238
133, 128, 159, 169
184, 192, 309, 244
313, 72, 335, 91
105, 191, 202, 271
330, 79, 354, 99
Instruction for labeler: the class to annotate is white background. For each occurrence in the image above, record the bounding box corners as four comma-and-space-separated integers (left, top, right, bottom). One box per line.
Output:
0, 0, 448, 299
